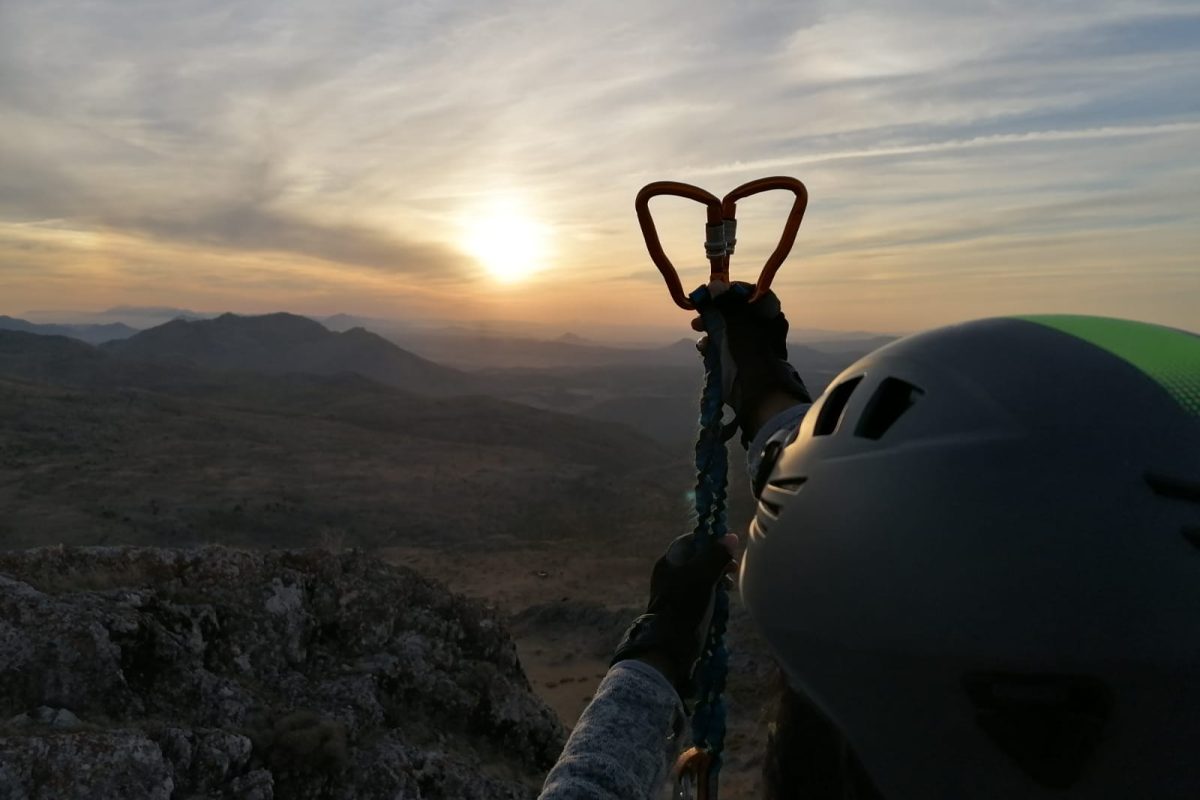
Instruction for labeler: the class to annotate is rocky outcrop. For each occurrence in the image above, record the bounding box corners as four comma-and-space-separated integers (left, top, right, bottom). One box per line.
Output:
0, 547, 564, 799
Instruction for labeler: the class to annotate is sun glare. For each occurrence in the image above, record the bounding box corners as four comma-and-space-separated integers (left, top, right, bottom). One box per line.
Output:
461, 201, 549, 283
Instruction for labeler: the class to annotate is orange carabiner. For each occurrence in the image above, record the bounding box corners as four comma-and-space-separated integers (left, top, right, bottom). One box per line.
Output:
721, 176, 808, 304
635, 182, 723, 310
673, 746, 716, 800
635, 176, 808, 310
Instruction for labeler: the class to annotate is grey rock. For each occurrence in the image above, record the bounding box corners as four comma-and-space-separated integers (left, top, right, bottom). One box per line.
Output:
35, 706, 82, 728
0, 729, 174, 799
0, 546, 564, 799
4, 706, 82, 730
227, 768, 274, 800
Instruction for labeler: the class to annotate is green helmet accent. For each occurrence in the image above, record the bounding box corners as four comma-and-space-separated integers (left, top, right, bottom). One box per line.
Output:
1017, 315, 1200, 415
741, 315, 1200, 798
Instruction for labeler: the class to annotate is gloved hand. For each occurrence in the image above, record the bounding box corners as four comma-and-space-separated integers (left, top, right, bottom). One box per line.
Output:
611, 532, 738, 701
692, 282, 812, 445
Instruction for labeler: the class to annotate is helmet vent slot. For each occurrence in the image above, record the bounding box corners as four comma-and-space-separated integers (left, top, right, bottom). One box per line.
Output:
752, 507, 775, 538
1145, 471, 1200, 503
749, 515, 768, 539
767, 476, 807, 494
813, 376, 863, 436
758, 498, 782, 517
963, 672, 1111, 789
1182, 526, 1200, 550
855, 377, 923, 440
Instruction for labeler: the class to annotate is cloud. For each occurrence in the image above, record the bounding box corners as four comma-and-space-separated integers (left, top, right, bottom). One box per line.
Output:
0, 0, 1196, 332
689, 121, 1200, 177
101, 199, 471, 279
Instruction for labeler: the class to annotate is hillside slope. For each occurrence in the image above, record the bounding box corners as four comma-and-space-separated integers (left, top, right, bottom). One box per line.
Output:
475, 341, 864, 445
0, 315, 138, 344
103, 313, 477, 396
0, 345, 683, 550
0, 330, 210, 390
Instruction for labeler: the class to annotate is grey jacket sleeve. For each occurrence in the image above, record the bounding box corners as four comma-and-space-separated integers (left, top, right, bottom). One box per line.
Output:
538, 660, 685, 800
538, 402, 809, 800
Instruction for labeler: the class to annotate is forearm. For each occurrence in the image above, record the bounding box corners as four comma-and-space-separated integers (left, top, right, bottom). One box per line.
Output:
539, 660, 685, 800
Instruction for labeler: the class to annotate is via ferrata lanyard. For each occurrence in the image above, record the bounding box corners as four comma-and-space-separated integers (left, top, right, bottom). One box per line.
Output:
635, 176, 808, 800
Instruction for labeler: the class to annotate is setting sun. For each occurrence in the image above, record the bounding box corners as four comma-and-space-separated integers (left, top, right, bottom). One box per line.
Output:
461, 201, 550, 283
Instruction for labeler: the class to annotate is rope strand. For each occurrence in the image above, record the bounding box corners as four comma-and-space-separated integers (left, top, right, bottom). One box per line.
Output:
685, 283, 738, 796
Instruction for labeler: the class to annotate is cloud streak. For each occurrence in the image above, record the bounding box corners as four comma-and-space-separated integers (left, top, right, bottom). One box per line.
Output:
690, 121, 1200, 176
0, 0, 1197, 335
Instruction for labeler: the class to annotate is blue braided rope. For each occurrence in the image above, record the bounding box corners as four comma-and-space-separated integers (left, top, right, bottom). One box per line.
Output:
686, 283, 739, 790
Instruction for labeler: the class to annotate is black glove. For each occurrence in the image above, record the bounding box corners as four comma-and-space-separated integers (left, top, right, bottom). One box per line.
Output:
698, 283, 812, 446
611, 534, 735, 700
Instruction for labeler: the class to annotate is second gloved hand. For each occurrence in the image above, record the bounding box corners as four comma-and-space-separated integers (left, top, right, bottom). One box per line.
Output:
610, 533, 738, 701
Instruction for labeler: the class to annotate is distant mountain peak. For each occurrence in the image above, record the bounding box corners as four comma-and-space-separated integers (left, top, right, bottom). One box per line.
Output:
556, 332, 591, 344
210, 310, 316, 323
0, 315, 138, 345
102, 311, 473, 396
102, 305, 205, 320
324, 313, 363, 325
195, 311, 331, 336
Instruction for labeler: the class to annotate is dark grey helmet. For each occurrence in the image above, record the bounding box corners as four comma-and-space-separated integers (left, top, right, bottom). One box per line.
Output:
740, 315, 1200, 798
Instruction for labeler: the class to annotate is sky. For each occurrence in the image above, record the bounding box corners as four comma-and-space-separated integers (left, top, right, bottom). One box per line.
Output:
1, 0, 1197, 340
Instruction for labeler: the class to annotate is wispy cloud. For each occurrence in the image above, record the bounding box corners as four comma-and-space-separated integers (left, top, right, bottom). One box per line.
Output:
0, 0, 1197, 334
690, 121, 1200, 176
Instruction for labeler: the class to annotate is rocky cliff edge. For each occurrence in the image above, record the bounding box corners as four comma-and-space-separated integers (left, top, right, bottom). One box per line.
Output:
0, 546, 565, 799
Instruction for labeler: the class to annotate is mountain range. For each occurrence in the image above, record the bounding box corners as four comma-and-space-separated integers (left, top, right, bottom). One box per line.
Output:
0, 317, 689, 553
2, 310, 889, 445
101, 312, 478, 395
0, 315, 138, 345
